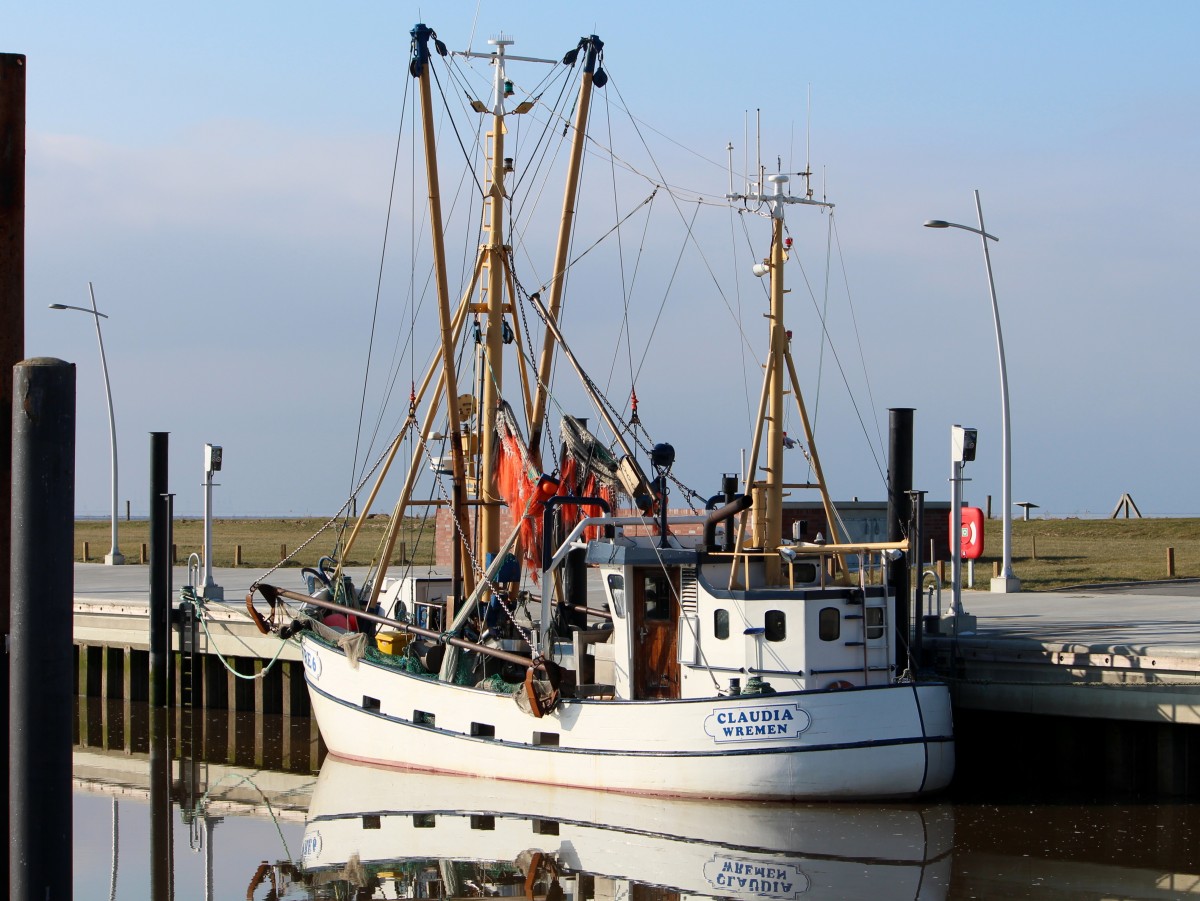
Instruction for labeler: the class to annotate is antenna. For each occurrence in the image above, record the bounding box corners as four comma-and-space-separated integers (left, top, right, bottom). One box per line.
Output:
743, 111, 750, 196
756, 108, 763, 195
727, 142, 735, 197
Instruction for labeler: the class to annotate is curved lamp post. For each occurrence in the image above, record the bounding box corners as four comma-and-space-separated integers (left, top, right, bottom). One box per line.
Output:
925, 190, 1019, 593
49, 282, 124, 564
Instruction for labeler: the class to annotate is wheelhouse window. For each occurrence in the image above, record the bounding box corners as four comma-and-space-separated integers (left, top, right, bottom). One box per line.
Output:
714, 608, 730, 640
764, 610, 786, 642
642, 573, 672, 621
606, 573, 626, 619
818, 607, 840, 641
866, 606, 885, 640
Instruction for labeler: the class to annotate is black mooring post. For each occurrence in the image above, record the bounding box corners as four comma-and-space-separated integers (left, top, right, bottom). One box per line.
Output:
886, 408, 914, 674
9, 358, 74, 901
908, 489, 927, 666
149, 431, 170, 707
149, 707, 172, 901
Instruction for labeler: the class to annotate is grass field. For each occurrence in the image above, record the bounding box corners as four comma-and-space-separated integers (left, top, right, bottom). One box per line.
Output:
72, 515, 1200, 591
72, 515, 438, 570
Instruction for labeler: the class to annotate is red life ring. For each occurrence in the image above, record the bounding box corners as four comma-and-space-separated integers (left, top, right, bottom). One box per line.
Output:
826, 679, 854, 691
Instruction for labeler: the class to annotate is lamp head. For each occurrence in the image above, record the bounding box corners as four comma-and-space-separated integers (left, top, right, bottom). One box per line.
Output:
923, 220, 950, 228
48, 303, 67, 310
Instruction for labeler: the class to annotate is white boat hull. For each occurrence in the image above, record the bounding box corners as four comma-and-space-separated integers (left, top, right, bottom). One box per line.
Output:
302, 757, 955, 900
302, 634, 954, 800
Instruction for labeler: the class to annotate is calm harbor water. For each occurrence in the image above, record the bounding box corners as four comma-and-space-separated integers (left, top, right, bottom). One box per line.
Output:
70, 701, 1199, 899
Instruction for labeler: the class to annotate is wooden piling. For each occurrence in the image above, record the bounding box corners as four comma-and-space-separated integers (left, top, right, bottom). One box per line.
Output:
280, 543, 287, 561
1167, 547, 1176, 578
140, 542, 147, 564
10, 357, 75, 900
83, 540, 90, 562
1032, 536, 1038, 560
234, 544, 243, 566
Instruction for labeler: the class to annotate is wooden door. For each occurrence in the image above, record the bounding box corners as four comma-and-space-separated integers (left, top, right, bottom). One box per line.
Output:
631, 567, 680, 699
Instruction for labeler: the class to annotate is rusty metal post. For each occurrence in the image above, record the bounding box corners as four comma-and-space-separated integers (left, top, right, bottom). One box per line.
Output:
10, 358, 74, 901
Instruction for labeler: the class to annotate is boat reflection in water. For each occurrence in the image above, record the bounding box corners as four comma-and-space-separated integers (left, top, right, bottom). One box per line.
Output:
301, 757, 954, 900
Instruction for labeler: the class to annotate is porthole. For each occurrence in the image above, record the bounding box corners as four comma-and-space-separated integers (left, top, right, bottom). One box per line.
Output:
714, 608, 730, 640
866, 607, 885, 640
818, 607, 840, 641
765, 610, 786, 642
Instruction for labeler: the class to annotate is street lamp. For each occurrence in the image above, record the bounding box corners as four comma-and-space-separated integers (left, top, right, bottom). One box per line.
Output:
49, 282, 124, 565
925, 190, 1019, 592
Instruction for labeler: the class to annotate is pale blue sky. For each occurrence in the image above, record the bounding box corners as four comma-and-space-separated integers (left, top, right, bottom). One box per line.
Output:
8, 1, 1200, 519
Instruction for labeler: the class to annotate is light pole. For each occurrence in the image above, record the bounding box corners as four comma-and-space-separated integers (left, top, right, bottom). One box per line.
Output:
925, 190, 1019, 592
49, 282, 124, 564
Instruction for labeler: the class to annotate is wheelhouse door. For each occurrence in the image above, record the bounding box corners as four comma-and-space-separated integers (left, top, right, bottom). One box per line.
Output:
631, 566, 681, 699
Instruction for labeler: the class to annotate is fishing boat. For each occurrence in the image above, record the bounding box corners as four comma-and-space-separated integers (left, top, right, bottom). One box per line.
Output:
300, 756, 955, 900
247, 23, 954, 800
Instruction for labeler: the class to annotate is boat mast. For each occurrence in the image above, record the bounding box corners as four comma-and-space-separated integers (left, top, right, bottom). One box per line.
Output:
729, 173, 839, 586
457, 36, 557, 570
528, 35, 604, 457
411, 23, 475, 599
477, 34, 513, 565
762, 184, 788, 585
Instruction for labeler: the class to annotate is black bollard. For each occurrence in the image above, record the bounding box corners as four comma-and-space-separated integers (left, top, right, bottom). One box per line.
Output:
9, 358, 74, 901
149, 431, 170, 707
149, 707, 173, 901
886, 408, 914, 675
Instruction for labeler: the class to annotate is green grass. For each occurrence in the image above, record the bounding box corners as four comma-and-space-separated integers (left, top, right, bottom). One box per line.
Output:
72, 516, 437, 569
73, 514, 1200, 592
975, 517, 1200, 590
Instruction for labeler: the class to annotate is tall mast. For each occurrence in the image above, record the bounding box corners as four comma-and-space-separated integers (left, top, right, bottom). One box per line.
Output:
729, 172, 837, 587
411, 23, 475, 598
761, 184, 788, 585
528, 35, 604, 455
477, 35, 512, 563
455, 36, 557, 570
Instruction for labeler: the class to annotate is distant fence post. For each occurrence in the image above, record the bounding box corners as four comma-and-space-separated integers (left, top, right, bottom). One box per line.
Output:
1167, 547, 1176, 578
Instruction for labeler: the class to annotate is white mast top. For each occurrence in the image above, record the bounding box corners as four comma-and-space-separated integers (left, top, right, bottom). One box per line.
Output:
455, 34, 556, 116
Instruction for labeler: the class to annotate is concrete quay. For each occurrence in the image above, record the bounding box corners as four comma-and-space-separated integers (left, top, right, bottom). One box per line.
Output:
927, 580, 1200, 726
71, 562, 374, 717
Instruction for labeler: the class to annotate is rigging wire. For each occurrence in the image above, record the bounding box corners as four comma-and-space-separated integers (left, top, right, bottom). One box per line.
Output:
348, 70, 414, 510
785, 225, 887, 487
831, 211, 887, 457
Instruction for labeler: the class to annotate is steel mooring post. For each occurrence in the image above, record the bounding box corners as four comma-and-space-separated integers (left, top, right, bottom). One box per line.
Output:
149, 431, 170, 707
887, 408, 914, 674
9, 358, 75, 901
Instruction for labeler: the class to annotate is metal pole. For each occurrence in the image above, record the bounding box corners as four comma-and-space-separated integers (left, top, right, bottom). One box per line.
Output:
908, 489, 927, 661
90, 284, 124, 563
149, 432, 170, 707
950, 451, 963, 616
10, 357, 75, 901
973, 191, 1019, 592
886, 408, 913, 671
